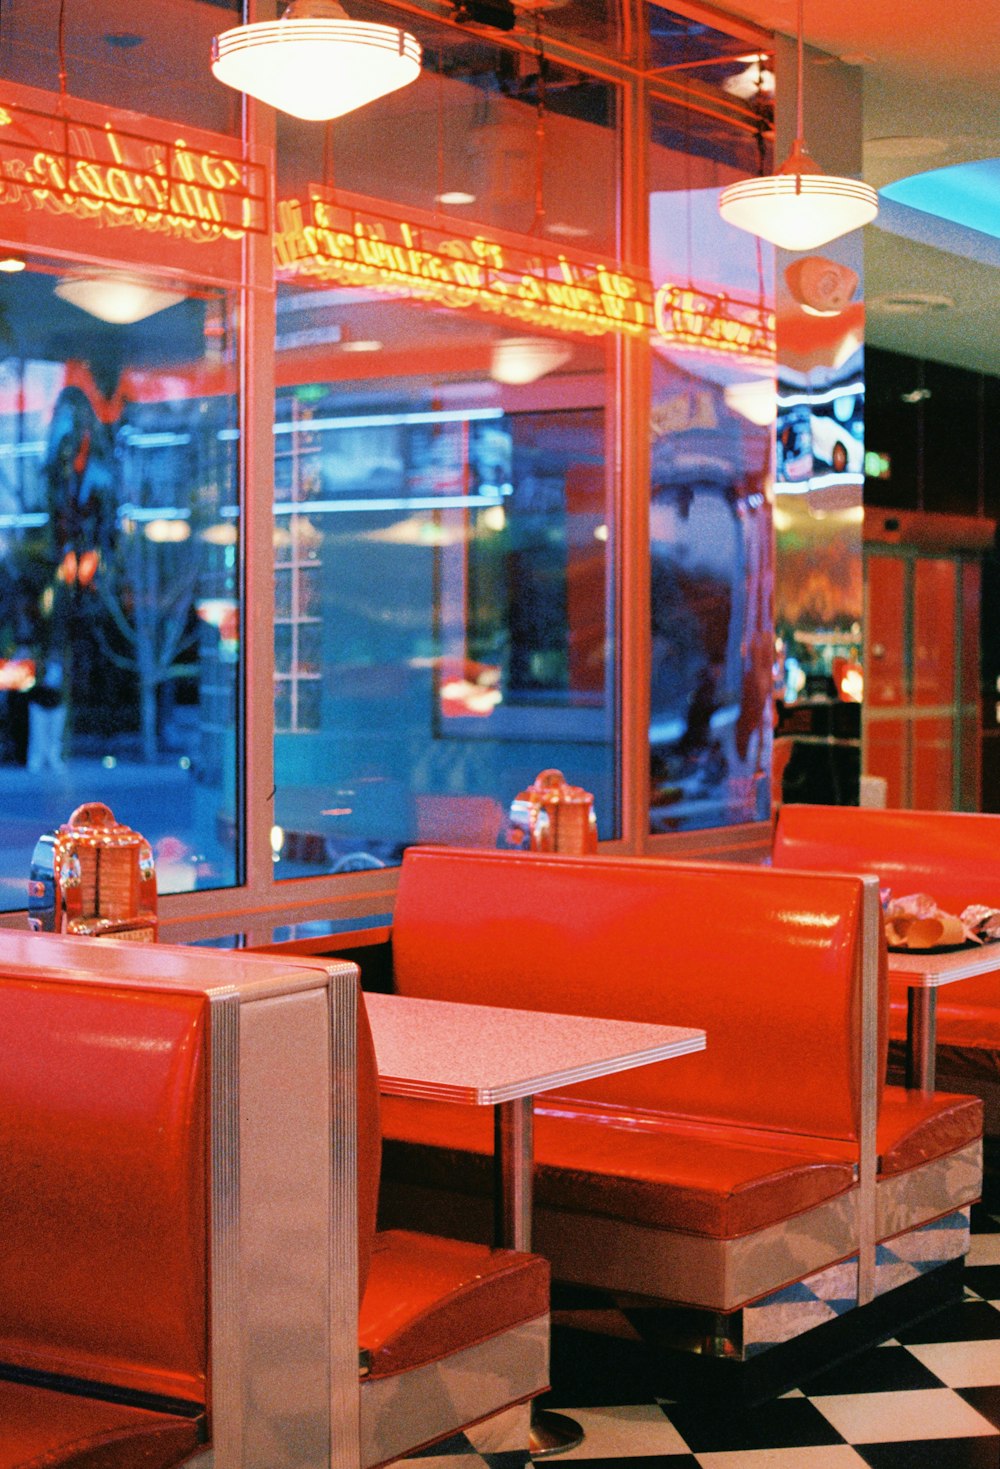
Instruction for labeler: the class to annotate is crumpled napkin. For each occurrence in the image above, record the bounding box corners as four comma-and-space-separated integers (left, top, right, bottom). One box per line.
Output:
884, 892, 1000, 950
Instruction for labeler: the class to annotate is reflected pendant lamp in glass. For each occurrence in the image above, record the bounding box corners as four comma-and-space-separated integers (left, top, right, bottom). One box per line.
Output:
718, 0, 877, 251
54, 273, 186, 324
211, 0, 422, 122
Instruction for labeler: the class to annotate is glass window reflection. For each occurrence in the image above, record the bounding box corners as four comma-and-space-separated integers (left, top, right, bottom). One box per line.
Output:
0, 260, 240, 908
271, 295, 616, 876
647, 92, 775, 832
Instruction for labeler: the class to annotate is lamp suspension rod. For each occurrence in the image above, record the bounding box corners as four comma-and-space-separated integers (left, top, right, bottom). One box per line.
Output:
790, 0, 806, 195
795, 0, 804, 145
57, 0, 68, 96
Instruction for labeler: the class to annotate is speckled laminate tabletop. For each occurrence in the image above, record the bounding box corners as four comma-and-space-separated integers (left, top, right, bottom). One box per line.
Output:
364, 990, 706, 1105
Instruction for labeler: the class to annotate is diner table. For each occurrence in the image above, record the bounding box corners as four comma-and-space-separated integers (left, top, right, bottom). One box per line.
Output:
889, 941, 1000, 1092
363, 990, 706, 1457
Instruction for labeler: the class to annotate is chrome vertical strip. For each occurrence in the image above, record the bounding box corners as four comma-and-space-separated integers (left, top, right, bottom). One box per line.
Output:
208, 990, 242, 1469
857, 876, 881, 1306
328, 964, 360, 1469
906, 989, 938, 1092
495, 1097, 534, 1251
616, 65, 652, 856
240, 0, 277, 904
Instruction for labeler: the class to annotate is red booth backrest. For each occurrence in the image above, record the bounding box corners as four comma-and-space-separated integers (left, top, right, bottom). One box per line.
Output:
773, 805, 1000, 912
0, 975, 209, 1405
392, 848, 871, 1145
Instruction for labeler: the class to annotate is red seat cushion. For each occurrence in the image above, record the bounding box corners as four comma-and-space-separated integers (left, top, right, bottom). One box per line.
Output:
877, 1086, 983, 1175
358, 1230, 549, 1379
380, 1096, 857, 1240
0, 1379, 201, 1469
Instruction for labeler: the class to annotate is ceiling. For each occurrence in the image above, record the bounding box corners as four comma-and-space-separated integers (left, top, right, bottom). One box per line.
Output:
714, 0, 1000, 377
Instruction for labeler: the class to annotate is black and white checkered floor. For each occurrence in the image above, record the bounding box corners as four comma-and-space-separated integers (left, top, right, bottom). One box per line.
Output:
535, 1188, 1000, 1468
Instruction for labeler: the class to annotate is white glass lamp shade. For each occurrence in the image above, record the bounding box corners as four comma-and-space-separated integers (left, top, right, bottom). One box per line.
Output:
491, 338, 572, 386
719, 141, 878, 252
54, 273, 186, 324
723, 379, 776, 427
211, 0, 421, 122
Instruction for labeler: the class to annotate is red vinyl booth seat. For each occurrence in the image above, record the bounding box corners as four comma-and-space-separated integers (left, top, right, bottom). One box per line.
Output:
0, 1382, 200, 1469
352, 987, 550, 1468
0, 939, 549, 1469
380, 1088, 981, 1239
876, 1089, 982, 1175
391, 850, 871, 1141
380, 1095, 858, 1239
773, 804, 1000, 916
773, 804, 1000, 1123
356, 847, 982, 1320
360, 1230, 549, 1378
355, 988, 549, 1383
0, 973, 208, 1469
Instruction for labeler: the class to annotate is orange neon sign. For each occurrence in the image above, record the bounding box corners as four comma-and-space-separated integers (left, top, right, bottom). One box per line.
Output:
654, 283, 775, 360
0, 81, 267, 288
0, 101, 266, 243
274, 188, 654, 339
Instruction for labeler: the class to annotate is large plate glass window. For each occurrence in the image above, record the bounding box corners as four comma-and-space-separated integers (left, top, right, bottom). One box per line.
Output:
272, 2, 623, 875
646, 29, 776, 834
0, 259, 241, 905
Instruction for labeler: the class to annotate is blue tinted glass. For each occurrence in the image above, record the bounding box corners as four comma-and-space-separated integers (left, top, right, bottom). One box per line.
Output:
0, 266, 240, 910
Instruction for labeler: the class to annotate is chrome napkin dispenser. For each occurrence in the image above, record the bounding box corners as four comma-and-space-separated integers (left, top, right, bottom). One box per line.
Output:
509, 768, 598, 855
28, 801, 158, 940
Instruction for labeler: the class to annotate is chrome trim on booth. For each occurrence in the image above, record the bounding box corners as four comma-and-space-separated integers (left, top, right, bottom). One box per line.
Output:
328, 962, 362, 1469
877, 1141, 982, 1241
359, 1313, 548, 1469
514, 1188, 858, 1315
857, 876, 882, 1306
208, 989, 241, 1469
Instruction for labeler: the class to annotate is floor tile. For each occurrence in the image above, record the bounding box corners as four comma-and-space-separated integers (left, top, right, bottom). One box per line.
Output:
803, 1345, 942, 1397
905, 1337, 1000, 1387
530, 1229, 1000, 1469
696, 1448, 871, 1469
958, 1384, 1000, 1430
964, 1264, 1000, 1300
894, 1300, 1000, 1345
551, 1282, 617, 1310
968, 1234, 1000, 1267
543, 1459, 697, 1468
402, 1457, 486, 1468
664, 1396, 846, 1454
812, 1386, 998, 1443
854, 1437, 1000, 1468
544, 1328, 669, 1408
548, 1405, 690, 1460
970, 1203, 1000, 1234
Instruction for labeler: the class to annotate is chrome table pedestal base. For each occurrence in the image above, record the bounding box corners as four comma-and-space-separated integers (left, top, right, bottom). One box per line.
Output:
496, 1098, 586, 1459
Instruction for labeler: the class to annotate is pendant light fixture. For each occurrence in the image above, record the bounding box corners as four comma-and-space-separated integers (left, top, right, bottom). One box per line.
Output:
54, 273, 186, 325
211, 0, 422, 123
718, 0, 877, 252
490, 337, 572, 386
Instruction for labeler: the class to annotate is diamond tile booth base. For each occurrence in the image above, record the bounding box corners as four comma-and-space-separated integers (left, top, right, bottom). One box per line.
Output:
532, 1201, 1000, 1465
570, 1208, 973, 1366
744, 1209, 971, 1357
395, 1402, 531, 1468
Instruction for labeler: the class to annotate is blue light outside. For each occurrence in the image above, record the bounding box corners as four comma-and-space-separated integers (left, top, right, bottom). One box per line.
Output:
882, 160, 1000, 239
